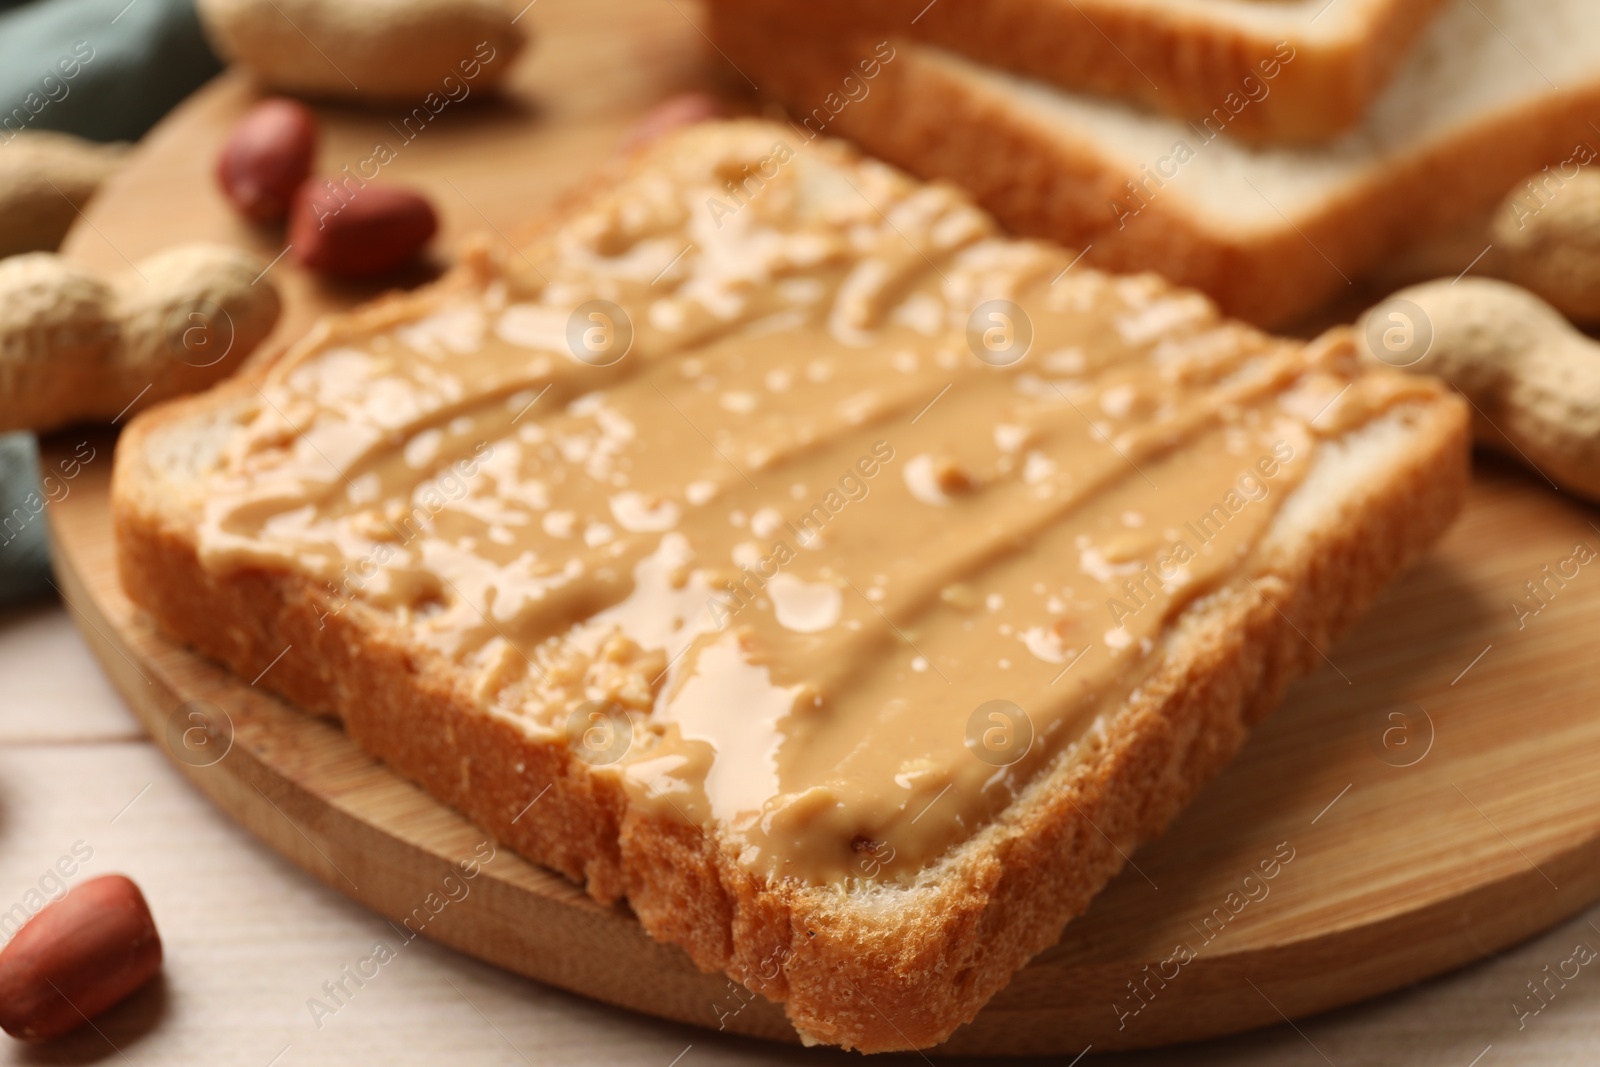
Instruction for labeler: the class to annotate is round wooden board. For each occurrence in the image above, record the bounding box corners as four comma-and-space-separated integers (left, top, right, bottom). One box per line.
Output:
46, 0, 1600, 1054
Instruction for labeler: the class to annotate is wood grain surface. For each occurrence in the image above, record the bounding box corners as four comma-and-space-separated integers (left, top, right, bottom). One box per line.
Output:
47, 0, 1600, 1053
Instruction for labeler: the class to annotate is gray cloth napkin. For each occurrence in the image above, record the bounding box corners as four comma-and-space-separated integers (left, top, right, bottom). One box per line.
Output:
0, 0, 221, 144
0, 434, 54, 605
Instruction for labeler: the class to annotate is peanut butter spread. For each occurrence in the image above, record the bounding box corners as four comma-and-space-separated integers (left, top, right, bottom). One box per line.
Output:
193, 122, 1431, 886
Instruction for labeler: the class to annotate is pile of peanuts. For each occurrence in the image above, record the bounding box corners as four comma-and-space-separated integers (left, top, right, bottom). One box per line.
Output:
217, 98, 439, 277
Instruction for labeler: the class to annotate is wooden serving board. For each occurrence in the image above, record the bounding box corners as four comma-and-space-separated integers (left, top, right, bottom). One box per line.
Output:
46, 0, 1600, 1054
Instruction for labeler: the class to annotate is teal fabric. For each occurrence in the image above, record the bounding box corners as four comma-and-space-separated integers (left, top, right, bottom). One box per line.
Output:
0, 0, 221, 144
0, 434, 53, 604
0, 0, 220, 605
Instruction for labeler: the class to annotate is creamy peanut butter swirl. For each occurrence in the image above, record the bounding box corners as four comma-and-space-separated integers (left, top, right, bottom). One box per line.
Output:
195, 122, 1431, 885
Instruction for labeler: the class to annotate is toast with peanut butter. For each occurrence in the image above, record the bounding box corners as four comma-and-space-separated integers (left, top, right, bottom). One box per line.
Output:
112, 121, 1470, 1051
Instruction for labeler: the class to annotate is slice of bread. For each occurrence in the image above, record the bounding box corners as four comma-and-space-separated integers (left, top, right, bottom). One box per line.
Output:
708, 0, 1600, 328
112, 121, 1469, 1051
733, 0, 1449, 143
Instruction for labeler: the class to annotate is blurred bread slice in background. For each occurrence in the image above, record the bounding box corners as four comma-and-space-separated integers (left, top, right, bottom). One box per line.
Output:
708, 0, 1600, 328
745, 0, 1450, 143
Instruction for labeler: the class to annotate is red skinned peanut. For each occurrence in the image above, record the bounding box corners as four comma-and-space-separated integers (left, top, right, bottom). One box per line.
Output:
290, 180, 438, 278
216, 98, 318, 224
0, 874, 163, 1041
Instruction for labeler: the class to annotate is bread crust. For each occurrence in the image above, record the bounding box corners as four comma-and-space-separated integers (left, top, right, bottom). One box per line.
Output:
706, 12, 1600, 329
111, 143, 1472, 1050
716, 0, 1448, 143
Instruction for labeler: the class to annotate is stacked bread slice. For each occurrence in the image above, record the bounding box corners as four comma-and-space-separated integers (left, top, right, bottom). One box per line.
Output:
707, 0, 1600, 326
730, 0, 1452, 143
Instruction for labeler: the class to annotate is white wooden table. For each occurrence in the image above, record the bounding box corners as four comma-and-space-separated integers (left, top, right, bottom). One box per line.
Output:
0, 595, 1595, 1065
